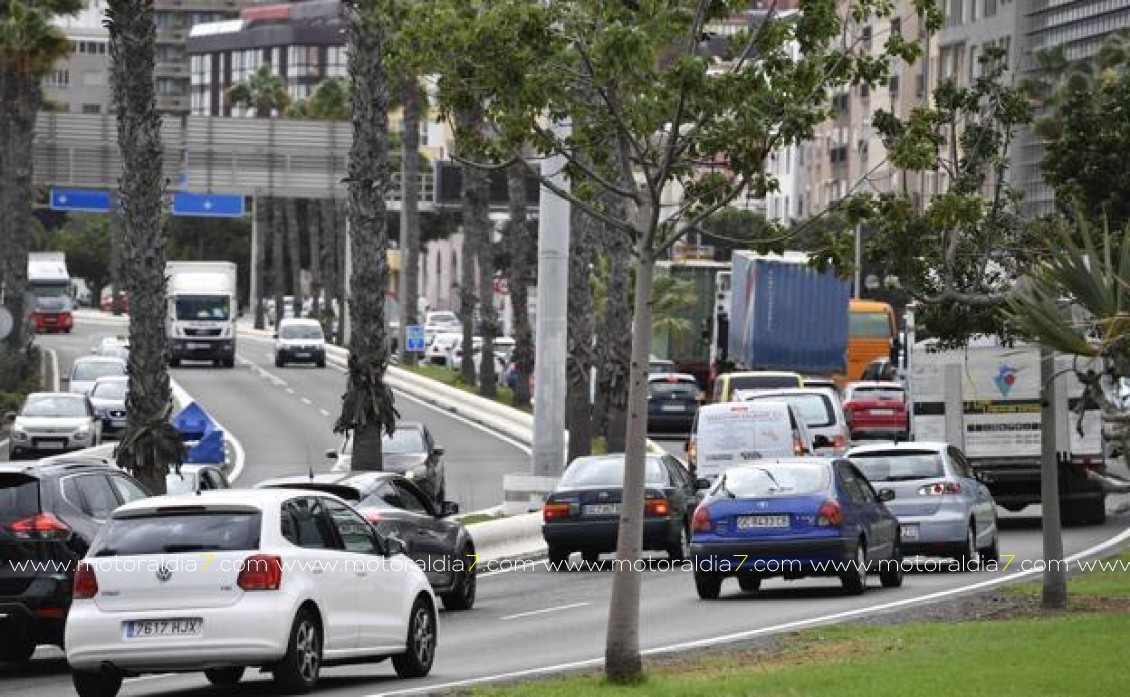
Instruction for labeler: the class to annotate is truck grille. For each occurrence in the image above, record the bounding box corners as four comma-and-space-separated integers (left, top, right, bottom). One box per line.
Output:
185, 328, 222, 337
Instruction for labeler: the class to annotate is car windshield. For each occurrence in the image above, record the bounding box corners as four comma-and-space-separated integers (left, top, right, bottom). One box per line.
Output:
428, 312, 457, 325
850, 386, 904, 401
175, 295, 229, 321
850, 453, 945, 482
729, 375, 800, 391
850, 311, 892, 338
720, 464, 829, 497
280, 324, 323, 340
91, 512, 261, 555
746, 393, 835, 428
649, 383, 698, 399
21, 395, 87, 417
72, 361, 125, 382
91, 381, 127, 400
342, 429, 427, 456
558, 457, 666, 488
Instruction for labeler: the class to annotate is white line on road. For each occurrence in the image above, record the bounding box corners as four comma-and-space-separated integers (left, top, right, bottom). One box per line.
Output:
320, 408, 331, 417
500, 602, 590, 621
287, 388, 295, 394
47, 346, 60, 391
364, 525, 1130, 697
301, 397, 312, 405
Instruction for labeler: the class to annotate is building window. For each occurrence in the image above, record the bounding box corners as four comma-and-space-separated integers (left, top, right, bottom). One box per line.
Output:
947, 0, 962, 27
861, 24, 872, 52
968, 0, 978, 22
891, 18, 901, 38
156, 78, 179, 96
44, 69, 69, 87
969, 45, 978, 81
82, 104, 101, 114
984, 0, 997, 17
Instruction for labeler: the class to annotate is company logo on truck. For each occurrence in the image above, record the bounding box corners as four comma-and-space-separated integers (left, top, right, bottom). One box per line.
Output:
993, 364, 1019, 397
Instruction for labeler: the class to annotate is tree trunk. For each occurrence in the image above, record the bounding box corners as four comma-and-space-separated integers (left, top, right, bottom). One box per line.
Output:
271, 198, 286, 327
319, 198, 338, 341
1040, 345, 1067, 609
0, 60, 36, 364
107, 0, 182, 496
401, 79, 422, 367
337, 0, 398, 472
456, 137, 482, 386
333, 198, 347, 344
110, 209, 123, 315
309, 198, 322, 322
472, 174, 497, 398
506, 161, 534, 409
567, 202, 595, 461
599, 199, 632, 451
285, 197, 303, 317
605, 227, 655, 684
253, 197, 268, 329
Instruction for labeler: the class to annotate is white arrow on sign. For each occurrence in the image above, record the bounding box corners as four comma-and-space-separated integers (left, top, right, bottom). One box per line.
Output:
58, 195, 68, 204
203, 199, 214, 211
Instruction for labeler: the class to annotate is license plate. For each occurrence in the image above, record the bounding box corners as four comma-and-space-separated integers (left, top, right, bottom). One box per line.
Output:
124, 618, 202, 638
738, 515, 789, 529
187, 342, 209, 349
900, 524, 919, 541
583, 503, 620, 516
660, 404, 685, 412
870, 409, 896, 416
111, 419, 126, 428
37, 441, 65, 450
295, 352, 310, 358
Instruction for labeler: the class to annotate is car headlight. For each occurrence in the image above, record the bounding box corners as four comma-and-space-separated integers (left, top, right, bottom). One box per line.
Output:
404, 470, 416, 480
73, 428, 91, 441
12, 428, 28, 441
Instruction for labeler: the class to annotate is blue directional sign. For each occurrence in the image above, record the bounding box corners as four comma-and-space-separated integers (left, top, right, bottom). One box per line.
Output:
171, 192, 245, 218
405, 325, 427, 352
50, 189, 112, 213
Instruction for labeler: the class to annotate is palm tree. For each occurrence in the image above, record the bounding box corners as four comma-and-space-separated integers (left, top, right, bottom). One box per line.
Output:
399, 78, 423, 367
651, 274, 697, 343
0, 0, 80, 379
106, 0, 183, 496
335, 0, 398, 471
228, 66, 291, 326
505, 160, 534, 408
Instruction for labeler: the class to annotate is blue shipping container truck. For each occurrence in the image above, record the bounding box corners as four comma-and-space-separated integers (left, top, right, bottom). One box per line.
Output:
728, 252, 850, 374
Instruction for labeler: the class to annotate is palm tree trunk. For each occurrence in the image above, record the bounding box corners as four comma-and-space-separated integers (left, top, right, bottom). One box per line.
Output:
319, 198, 338, 340
599, 198, 632, 452
253, 197, 268, 329
567, 203, 596, 460
285, 197, 302, 317
271, 198, 285, 327
0, 61, 36, 364
309, 198, 321, 321
337, 0, 398, 472
401, 79, 422, 367
333, 198, 347, 344
107, 0, 182, 496
605, 223, 656, 684
456, 139, 483, 386
506, 161, 534, 409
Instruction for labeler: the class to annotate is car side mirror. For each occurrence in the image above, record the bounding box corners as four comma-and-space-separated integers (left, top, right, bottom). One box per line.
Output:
432, 446, 445, 457
4, 411, 15, 423
385, 534, 408, 557
877, 488, 896, 503
439, 501, 459, 517
683, 440, 690, 453
324, 449, 337, 459
272, 332, 279, 339
813, 435, 832, 449
695, 477, 712, 490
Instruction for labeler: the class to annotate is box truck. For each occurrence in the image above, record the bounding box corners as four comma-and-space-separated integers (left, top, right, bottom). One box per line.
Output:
27, 252, 74, 333
166, 261, 237, 368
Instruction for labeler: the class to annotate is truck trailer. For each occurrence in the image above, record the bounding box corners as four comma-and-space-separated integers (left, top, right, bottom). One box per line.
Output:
27, 252, 74, 333
166, 261, 238, 367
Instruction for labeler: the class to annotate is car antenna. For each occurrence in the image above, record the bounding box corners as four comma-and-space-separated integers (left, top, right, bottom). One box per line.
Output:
307, 446, 314, 481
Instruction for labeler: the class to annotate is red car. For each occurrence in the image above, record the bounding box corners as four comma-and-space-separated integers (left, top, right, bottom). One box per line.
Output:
842, 381, 908, 440
100, 293, 130, 313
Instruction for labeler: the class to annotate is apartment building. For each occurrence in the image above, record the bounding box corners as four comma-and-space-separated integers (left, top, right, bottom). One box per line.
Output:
43, 1, 112, 115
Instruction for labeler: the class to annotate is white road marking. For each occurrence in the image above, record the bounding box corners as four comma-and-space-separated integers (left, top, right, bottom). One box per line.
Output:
320, 408, 331, 417
480, 560, 548, 578
287, 388, 295, 394
364, 525, 1130, 697
47, 346, 60, 391
301, 397, 312, 405
500, 602, 590, 621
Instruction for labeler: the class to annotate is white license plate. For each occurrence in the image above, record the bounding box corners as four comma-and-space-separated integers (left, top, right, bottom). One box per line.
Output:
870, 409, 896, 416
583, 503, 620, 516
900, 524, 919, 541
111, 419, 126, 428
37, 441, 65, 450
294, 352, 310, 358
124, 618, 202, 638
660, 404, 685, 412
187, 342, 209, 349
738, 515, 789, 529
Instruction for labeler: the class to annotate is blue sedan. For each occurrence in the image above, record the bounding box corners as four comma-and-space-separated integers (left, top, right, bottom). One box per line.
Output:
690, 458, 904, 599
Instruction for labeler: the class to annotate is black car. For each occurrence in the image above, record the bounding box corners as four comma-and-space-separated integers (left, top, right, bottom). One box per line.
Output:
328, 422, 447, 504
0, 458, 151, 663
255, 471, 476, 611
541, 453, 704, 566
647, 375, 701, 433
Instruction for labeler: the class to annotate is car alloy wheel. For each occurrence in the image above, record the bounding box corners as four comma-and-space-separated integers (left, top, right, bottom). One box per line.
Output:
272, 610, 322, 692
841, 542, 867, 595
879, 539, 904, 588
394, 597, 436, 678
667, 522, 691, 561
295, 619, 320, 684
958, 525, 977, 570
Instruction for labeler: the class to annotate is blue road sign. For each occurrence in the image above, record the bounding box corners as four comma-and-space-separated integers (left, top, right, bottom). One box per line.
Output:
405, 325, 427, 352
171, 192, 245, 218
50, 189, 111, 213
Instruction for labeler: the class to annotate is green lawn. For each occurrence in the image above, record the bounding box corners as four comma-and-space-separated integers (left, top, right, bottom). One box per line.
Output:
473, 552, 1130, 697
1007, 551, 1130, 599
401, 364, 530, 414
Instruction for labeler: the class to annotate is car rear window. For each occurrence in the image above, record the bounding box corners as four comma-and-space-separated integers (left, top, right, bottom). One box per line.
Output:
559, 457, 666, 488
850, 452, 944, 482
649, 383, 698, 398
91, 511, 261, 556
720, 464, 829, 497
72, 361, 125, 382
729, 375, 801, 391
746, 393, 835, 428
0, 475, 40, 524
850, 386, 904, 401
91, 381, 127, 400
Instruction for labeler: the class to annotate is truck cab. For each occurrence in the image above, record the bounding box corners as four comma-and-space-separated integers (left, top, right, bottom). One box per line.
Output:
166, 262, 238, 368
27, 253, 74, 334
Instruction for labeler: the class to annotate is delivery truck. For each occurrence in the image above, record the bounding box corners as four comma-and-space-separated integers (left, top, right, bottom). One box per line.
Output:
27, 252, 74, 333
166, 261, 238, 367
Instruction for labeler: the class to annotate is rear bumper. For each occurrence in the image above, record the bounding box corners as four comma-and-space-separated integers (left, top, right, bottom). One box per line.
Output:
647, 410, 697, 432
0, 574, 74, 649
32, 312, 73, 332
690, 537, 853, 577
170, 339, 235, 360
973, 459, 1104, 508
543, 518, 677, 553
277, 347, 325, 363
891, 512, 969, 553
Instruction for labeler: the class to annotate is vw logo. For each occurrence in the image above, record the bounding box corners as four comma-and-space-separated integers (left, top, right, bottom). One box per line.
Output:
598, 492, 609, 501
155, 565, 173, 582
756, 501, 768, 509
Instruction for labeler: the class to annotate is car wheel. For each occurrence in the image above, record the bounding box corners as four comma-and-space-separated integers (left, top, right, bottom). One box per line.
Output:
393, 596, 437, 679
441, 551, 477, 611
737, 576, 761, 593
272, 608, 322, 693
204, 667, 245, 686
666, 520, 691, 561
547, 546, 570, 568
957, 524, 977, 570
840, 540, 867, 595
979, 530, 1000, 566
581, 550, 600, 565
879, 539, 904, 588
275, 355, 285, 368
224, 357, 235, 368
169, 357, 180, 368
316, 357, 326, 368
0, 638, 35, 663
72, 669, 122, 697
694, 572, 723, 600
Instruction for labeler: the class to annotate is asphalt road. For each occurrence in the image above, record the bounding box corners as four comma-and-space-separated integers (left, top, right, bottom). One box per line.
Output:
4, 315, 1129, 697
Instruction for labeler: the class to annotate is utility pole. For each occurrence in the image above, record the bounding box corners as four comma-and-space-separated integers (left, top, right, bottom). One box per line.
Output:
1040, 345, 1067, 608
853, 222, 862, 298
249, 196, 258, 321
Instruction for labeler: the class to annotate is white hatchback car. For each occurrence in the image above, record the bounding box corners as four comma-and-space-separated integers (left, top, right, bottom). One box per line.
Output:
66, 489, 437, 697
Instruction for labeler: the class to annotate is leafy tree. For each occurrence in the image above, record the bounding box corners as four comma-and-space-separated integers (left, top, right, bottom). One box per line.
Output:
650, 274, 697, 342
418, 0, 941, 680
34, 215, 112, 303
503, 161, 535, 409
106, 0, 184, 497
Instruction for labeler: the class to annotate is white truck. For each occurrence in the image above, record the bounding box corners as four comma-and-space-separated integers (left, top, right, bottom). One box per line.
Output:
909, 336, 1107, 524
27, 252, 75, 333
166, 261, 237, 368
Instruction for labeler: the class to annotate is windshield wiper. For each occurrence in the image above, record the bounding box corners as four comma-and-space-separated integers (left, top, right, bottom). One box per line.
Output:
162, 544, 210, 553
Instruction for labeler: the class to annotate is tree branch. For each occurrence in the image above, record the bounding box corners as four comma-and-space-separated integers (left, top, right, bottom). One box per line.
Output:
528, 122, 641, 201
514, 159, 638, 240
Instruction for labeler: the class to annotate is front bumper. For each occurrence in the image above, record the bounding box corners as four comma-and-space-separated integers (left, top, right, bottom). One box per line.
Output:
690, 536, 852, 577
277, 347, 325, 363
543, 518, 677, 553
9, 433, 93, 457
32, 312, 73, 332
170, 338, 235, 360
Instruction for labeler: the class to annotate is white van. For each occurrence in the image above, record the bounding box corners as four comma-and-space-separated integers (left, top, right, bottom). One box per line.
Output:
736, 387, 851, 456
685, 401, 815, 479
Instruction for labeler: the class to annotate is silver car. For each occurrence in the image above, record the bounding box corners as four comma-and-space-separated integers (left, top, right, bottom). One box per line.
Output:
68, 356, 127, 395
6, 392, 102, 460
847, 441, 999, 566
165, 463, 232, 494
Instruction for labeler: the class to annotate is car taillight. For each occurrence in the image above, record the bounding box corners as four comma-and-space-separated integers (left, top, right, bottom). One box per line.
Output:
692, 505, 712, 533
7, 513, 71, 540
237, 554, 283, 591
363, 511, 383, 523
816, 500, 842, 526
543, 502, 571, 522
793, 435, 806, 456
1079, 457, 1099, 472
645, 498, 669, 516
832, 434, 847, 451
73, 562, 98, 599
918, 481, 961, 496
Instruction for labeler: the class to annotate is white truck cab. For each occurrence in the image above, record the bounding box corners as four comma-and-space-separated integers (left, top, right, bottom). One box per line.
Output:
166, 261, 238, 368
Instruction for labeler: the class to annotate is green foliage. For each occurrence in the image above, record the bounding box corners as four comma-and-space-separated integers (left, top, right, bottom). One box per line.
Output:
0, 344, 39, 410
650, 274, 696, 340
227, 65, 291, 117
33, 214, 112, 300
0, 0, 83, 78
